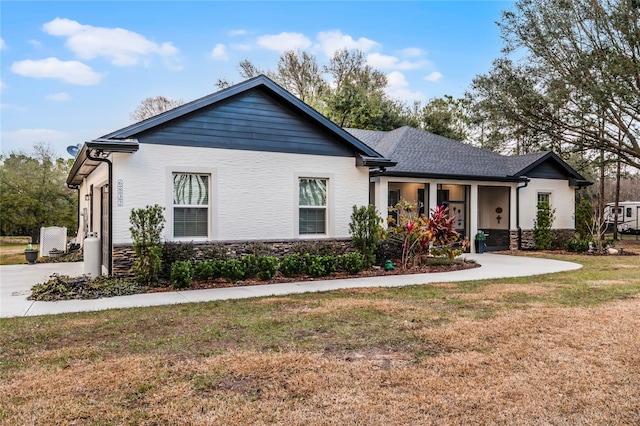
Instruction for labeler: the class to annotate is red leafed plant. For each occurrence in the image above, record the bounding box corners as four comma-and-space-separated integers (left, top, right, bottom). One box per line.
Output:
388, 201, 468, 268
428, 205, 468, 259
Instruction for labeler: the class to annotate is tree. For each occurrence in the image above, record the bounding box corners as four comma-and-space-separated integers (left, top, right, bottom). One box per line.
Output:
469, 0, 640, 168
130, 96, 184, 122
0, 143, 77, 242
420, 95, 470, 141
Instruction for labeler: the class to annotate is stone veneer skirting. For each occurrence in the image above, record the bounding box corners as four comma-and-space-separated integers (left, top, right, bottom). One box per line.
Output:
509, 229, 575, 251
112, 238, 353, 278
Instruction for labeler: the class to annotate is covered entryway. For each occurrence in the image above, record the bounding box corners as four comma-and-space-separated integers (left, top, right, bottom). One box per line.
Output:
478, 185, 510, 250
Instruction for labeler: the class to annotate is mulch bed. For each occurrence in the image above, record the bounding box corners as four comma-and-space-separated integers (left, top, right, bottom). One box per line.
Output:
147, 260, 480, 293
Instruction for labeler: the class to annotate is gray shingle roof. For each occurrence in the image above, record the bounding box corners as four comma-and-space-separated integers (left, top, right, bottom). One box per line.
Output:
346, 126, 581, 181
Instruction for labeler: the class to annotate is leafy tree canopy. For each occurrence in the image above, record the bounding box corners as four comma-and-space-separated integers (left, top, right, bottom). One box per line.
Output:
0, 143, 77, 242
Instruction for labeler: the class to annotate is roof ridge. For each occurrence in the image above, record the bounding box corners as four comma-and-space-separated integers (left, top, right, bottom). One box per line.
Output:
385, 126, 412, 156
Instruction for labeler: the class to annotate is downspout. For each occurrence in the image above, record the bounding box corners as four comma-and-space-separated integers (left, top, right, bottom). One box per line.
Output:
516, 177, 529, 250
86, 149, 113, 276
67, 183, 81, 243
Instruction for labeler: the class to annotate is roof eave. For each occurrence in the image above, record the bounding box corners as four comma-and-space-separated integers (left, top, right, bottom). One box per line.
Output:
377, 170, 528, 182
357, 155, 397, 168
66, 139, 139, 187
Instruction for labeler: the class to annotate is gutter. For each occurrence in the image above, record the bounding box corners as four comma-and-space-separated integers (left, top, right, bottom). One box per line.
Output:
86, 148, 113, 276
516, 176, 530, 250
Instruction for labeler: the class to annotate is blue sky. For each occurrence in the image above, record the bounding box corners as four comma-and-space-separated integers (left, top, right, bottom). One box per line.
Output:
1, 1, 512, 157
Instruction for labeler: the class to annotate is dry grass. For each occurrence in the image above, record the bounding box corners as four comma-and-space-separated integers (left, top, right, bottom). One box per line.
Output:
0, 236, 34, 266
1, 253, 640, 425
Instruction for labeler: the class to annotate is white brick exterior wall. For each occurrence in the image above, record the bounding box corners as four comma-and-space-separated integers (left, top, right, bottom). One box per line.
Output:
519, 178, 575, 229
102, 144, 369, 244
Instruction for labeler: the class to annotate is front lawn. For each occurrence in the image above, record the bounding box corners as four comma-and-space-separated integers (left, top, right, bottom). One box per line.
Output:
1, 252, 639, 424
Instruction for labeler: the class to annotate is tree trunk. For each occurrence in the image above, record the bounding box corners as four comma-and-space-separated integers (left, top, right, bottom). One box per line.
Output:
599, 148, 605, 247
614, 157, 621, 240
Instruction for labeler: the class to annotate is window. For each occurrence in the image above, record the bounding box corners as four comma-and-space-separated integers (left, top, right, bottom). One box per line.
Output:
627, 208, 633, 218
173, 173, 209, 238
537, 192, 551, 209
299, 178, 327, 235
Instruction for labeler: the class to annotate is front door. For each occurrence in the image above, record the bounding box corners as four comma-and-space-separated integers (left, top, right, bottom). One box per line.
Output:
101, 186, 110, 273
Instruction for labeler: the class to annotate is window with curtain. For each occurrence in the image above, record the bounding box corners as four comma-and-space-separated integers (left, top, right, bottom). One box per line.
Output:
173, 173, 209, 238
299, 178, 327, 235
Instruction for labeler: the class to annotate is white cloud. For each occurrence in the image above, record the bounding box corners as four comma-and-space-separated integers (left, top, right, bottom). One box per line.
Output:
424, 71, 443, 82
385, 71, 425, 102
399, 47, 423, 58
257, 32, 311, 52
211, 43, 228, 61
315, 30, 379, 57
45, 92, 71, 101
0, 38, 5, 50
28, 40, 43, 49
11, 57, 103, 85
0, 79, 5, 90
366, 53, 428, 70
42, 17, 179, 67
228, 29, 247, 37
2, 128, 69, 146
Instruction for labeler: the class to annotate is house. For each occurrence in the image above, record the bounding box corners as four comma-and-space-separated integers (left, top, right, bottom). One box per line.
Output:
66, 75, 590, 276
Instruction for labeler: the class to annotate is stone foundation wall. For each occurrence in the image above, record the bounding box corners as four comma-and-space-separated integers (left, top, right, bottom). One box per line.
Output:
509, 229, 575, 251
112, 238, 353, 278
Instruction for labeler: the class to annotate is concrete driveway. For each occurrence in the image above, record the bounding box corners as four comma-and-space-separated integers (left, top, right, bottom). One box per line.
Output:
0, 254, 582, 318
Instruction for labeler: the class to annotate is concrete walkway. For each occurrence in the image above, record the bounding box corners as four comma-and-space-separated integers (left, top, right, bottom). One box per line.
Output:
0, 254, 582, 318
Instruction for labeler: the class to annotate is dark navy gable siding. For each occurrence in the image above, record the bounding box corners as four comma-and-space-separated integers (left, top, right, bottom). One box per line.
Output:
134, 88, 355, 157
526, 160, 571, 180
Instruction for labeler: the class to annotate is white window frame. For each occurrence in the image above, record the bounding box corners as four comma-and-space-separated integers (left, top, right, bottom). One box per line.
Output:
297, 177, 329, 237
171, 172, 211, 241
537, 192, 552, 209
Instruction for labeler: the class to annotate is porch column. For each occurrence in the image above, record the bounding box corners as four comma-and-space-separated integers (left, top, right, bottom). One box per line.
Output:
376, 177, 389, 229
509, 184, 519, 250
429, 182, 438, 211
470, 184, 479, 253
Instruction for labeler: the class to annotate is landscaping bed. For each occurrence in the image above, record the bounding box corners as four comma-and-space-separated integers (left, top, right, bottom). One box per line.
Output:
148, 259, 479, 293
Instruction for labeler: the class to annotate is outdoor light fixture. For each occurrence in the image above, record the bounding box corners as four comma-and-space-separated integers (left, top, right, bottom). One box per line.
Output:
85, 194, 91, 201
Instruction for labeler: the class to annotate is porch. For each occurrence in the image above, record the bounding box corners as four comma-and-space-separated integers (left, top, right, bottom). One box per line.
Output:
370, 176, 517, 253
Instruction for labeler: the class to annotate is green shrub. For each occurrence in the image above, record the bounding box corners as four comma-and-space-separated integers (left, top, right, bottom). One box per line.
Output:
194, 259, 224, 280
575, 198, 593, 240
256, 256, 279, 280
222, 259, 246, 283
302, 254, 336, 277
339, 252, 365, 274
291, 241, 347, 257
279, 254, 303, 277
320, 255, 338, 275
534, 201, 556, 250
303, 254, 326, 277
170, 261, 194, 289
349, 204, 383, 267
200, 244, 229, 260
565, 238, 590, 253
240, 254, 259, 278
130, 205, 165, 285
161, 242, 195, 279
